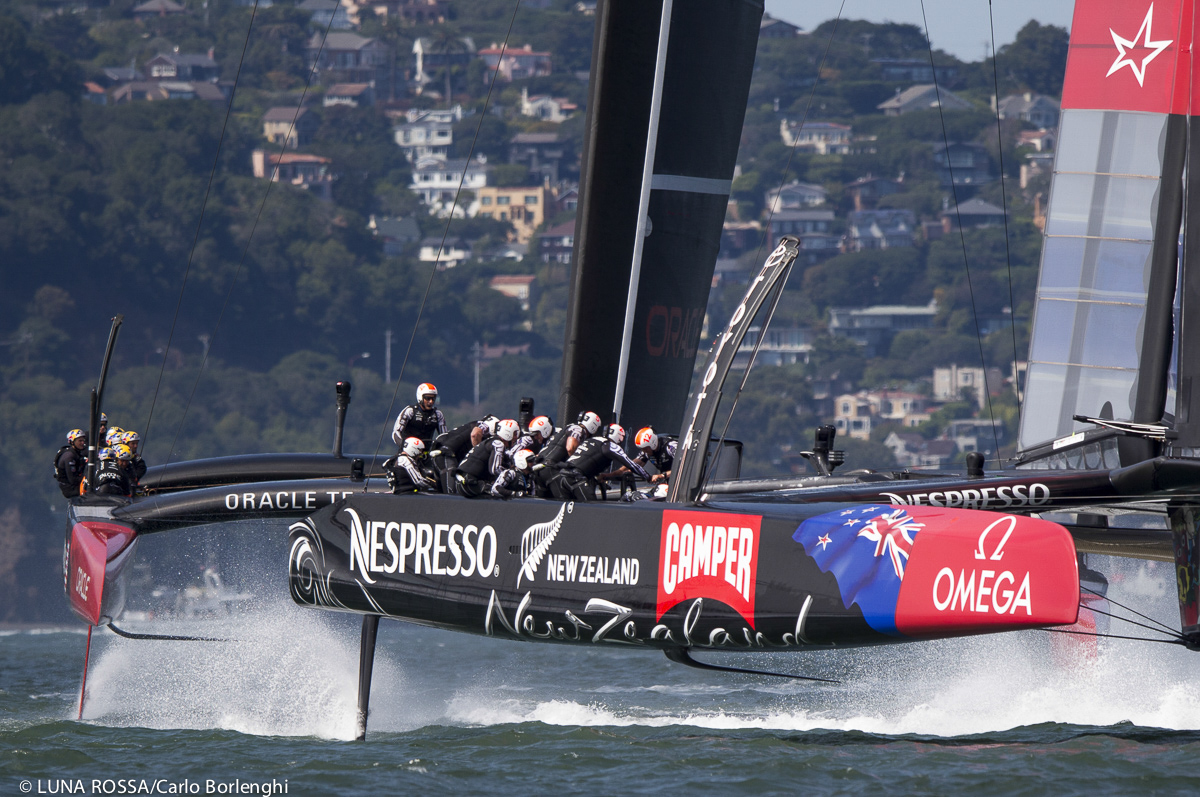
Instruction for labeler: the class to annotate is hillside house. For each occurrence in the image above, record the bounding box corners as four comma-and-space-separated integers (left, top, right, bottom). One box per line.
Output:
419, 237, 470, 267
845, 209, 915, 251
509, 132, 569, 184
368, 215, 420, 255
489, 275, 536, 312
519, 88, 577, 122
758, 13, 801, 37
251, 150, 333, 201
111, 80, 226, 104
941, 198, 1007, 230
262, 106, 319, 149
933, 142, 992, 187
765, 180, 827, 211
475, 185, 552, 244
132, 0, 185, 21
878, 84, 971, 116
829, 300, 937, 357
933, 365, 1003, 408
479, 43, 552, 82
309, 32, 389, 86
410, 156, 489, 206
297, 0, 353, 30
884, 432, 957, 469
766, 209, 834, 244
365, 0, 446, 23
847, 176, 902, 210
1018, 129, 1056, 152
145, 50, 219, 82
871, 58, 958, 84
412, 36, 476, 88
779, 120, 851, 154
537, 220, 575, 264
323, 83, 373, 107
998, 92, 1060, 129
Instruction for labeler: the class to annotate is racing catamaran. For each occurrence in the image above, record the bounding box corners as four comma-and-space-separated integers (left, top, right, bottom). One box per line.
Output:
63, 0, 1200, 739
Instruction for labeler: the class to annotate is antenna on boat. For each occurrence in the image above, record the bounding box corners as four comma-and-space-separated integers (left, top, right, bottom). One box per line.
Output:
333, 380, 352, 458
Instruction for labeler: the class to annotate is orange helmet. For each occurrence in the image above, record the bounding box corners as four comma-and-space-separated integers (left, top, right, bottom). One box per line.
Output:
634, 427, 658, 450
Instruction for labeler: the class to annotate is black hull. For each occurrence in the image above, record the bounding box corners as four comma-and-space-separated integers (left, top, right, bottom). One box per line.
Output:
290, 493, 1081, 653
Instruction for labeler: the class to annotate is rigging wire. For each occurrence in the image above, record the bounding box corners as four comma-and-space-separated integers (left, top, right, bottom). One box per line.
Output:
920, 0, 1003, 463
702, 0, 846, 484
152, 5, 345, 474
987, 0, 1023, 422
139, 0, 267, 459
1080, 603, 1186, 642
1081, 584, 1181, 636
1038, 627, 1188, 646
364, 0, 523, 492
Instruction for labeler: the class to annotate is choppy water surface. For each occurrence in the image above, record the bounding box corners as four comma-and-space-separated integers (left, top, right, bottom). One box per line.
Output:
4, 546, 1200, 795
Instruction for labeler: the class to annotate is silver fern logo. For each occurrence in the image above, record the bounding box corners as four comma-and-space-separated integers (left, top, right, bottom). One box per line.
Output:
517, 503, 568, 587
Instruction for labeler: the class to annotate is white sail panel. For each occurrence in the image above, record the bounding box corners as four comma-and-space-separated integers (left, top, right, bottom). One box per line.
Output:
1019, 109, 1168, 450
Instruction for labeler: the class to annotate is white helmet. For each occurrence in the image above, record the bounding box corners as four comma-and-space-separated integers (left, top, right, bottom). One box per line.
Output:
513, 448, 535, 471
528, 415, 553, 440
480, 414, 499, 435
416, 383, 438, 403
496, 419, 520, 443
634, 426, 658, 451
402, 437, 425, 458
579, 411, 602, 436
606, 423, 625, 445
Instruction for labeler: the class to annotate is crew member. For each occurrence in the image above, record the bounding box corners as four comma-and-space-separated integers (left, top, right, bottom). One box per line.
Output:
509, 415, 553, 460
94, 446, 132, 497
491, 449, 536, 499
392, 382, 446, 449
120, 430, 148, 486
457, 419, 519, 498
54, 429, 89, 498
633, 427, 676, 484
385, 438, 438, 494
548, 424, 650, 502
531, 410, 601, 497
430, 414, 498, 494
105, 426, 126, 447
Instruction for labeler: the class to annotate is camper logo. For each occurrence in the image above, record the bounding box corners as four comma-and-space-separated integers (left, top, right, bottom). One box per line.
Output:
657, 510, 760, 626
1107, 4, 1172, 87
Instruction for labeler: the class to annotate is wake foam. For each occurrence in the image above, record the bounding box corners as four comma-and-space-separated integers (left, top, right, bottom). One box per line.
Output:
79, 599, 395, 739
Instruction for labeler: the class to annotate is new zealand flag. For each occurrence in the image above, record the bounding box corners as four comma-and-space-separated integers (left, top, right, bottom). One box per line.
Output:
793, 505, 924, 636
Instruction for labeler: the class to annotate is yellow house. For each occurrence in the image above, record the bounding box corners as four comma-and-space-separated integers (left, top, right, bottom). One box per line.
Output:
476, 185, 551, 244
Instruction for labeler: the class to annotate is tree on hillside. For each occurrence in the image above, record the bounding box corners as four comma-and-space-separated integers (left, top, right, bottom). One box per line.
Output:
994, 21, 1069, 97
0, 16, 81, 105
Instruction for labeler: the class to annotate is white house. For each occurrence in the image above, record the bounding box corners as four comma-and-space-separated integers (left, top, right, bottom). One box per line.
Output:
519, 87, 577, 122
779, 120, 851, 154
395, 117, 453, 161
409, 155, 489, 210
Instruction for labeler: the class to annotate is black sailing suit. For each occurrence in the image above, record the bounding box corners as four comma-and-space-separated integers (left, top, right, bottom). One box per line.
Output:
431, 419, 489, 494
548, 438, 649, 502
456, 437, 508, 499
392, 403, 447, 449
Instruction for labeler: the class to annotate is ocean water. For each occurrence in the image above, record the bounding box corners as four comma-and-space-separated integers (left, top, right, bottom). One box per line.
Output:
5, 529, 1200, 795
